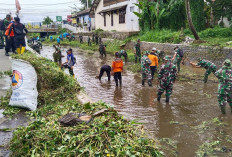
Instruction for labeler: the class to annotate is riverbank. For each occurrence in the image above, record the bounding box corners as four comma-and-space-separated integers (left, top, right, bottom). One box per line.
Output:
42, 37, 220, 83
0, 51, 162, 156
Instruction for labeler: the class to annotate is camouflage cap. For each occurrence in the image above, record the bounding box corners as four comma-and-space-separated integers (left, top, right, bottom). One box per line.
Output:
144, 51, 150, 55
197, 57, 202, 62
224, 59, 231, 67
164, 55, 171, 61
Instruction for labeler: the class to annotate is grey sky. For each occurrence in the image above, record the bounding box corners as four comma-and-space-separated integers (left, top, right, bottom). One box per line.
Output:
0, 0, 83, 22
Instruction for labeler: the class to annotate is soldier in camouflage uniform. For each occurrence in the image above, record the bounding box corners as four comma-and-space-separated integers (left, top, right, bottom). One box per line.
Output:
88, 36, 91, 46
79, 35, 83, 44
99, 42, 106, 57
92, 33, 95, 43
0, 30, 4, 49
172, 46, 183, 73
53, 45, 62, 66
134, 39, 141, 63
95, 35, 99, 45
1, 15, 11, 53
190, 58, 217, 83
214, 59, 232, 114
141, 51, 152, 87
119, 45, 128, 62
157, 55, 177, 103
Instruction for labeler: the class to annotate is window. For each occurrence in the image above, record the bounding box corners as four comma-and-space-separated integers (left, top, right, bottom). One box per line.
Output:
130, 6, 134, 12
104, 13, 106, 26
111, 11, 114, 26
119, 9, 126, 24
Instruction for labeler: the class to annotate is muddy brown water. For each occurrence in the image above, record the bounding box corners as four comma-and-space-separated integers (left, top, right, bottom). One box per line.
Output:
41, 46, 232, 157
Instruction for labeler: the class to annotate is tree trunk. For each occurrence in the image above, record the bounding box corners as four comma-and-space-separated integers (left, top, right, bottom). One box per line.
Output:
185, 0, 200, 40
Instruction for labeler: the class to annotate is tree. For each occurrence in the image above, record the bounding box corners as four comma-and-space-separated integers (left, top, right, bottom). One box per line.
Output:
185, 0, 200, 40
42, 16, 53, 27
80, 0, 92, 9
206, 0, 232, 26
189, 0, 205, 31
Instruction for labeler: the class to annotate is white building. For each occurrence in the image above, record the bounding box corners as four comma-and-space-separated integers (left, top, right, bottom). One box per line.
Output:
90, 0, 140, 32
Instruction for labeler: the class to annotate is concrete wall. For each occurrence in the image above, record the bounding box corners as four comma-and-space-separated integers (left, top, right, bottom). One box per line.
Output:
95, 0, 139, 32
76, 35, 232, 65
125, 41, 232, 66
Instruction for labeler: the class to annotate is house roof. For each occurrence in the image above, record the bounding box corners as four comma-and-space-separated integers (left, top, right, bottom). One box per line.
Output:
89, 0, 101, 18
72, 8, 90, 18
98, 5, 127, 14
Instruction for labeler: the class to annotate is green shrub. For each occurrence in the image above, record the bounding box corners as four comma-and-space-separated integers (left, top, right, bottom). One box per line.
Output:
199, 27, 232, 38
139, 29, 182, 43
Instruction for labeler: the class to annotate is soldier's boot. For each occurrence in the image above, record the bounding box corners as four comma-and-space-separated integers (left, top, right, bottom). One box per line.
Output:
148, 80, 152, 87
157, 93, 162, 101
166, 96, 170, 103
142, 80, 145, 86
220, 106, 226, 114
5, 50, 9, 56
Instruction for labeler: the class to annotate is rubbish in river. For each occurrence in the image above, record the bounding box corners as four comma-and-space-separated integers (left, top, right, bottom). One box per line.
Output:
58, 113, 92, 126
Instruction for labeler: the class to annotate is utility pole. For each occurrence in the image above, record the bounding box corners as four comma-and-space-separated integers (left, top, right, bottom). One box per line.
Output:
87, 0, 88, 9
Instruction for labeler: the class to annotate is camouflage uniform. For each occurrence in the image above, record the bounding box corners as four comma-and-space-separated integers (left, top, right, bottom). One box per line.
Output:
95, 35, 99, 45
134, 42, 141, 63
0, 30, 4, 49
99, 43, 106, 57
119, 50, 128, 61
79, 35, 83, 44
88, 37, 91, 46
53, 47, 62, 65
0, 19, 10, 49
173, 49, 183, 72
141, 51, 152, 86
197, 59, 217, 83
92, 33, 95, 42
214, 59, 232, 114
158, 56, 177, 102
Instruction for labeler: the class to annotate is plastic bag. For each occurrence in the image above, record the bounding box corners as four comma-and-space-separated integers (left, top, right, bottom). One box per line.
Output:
9, 59, 38, 111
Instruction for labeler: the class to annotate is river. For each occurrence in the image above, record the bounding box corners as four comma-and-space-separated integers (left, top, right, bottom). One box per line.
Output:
41, 46, 232, 157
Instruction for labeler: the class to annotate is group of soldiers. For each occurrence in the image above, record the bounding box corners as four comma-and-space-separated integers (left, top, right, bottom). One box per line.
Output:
0, 14, 28, 56
94, 38, 232, 114
49, 32, 231, 114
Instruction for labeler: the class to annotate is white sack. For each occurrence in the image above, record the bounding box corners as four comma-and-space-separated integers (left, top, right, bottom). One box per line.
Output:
9, 59, 38, 111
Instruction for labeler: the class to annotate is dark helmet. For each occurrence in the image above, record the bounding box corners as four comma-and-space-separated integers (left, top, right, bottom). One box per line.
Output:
174, 46, 179, 50
197, 57, 202, 62
224, 59, 231, 67
163, 55, 171, 61
14, 17, 20, 22
6, 14, 11, 18
115, 52, 119, 57
144, 51, 150, 55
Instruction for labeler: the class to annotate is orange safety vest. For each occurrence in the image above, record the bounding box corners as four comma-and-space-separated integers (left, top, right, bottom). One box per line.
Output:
5, 23, 14, 37
112, 58, 123, 73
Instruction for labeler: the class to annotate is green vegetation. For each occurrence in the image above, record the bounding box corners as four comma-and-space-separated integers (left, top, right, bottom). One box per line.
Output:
134, 29, 182, 44
132, 27, 232, 47
0, 51, 161, 156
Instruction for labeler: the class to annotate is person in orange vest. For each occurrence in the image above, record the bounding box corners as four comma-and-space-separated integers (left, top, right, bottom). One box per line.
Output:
4, 20, 16, 56
148, 48, 159, 80
112, 52, 123, 87
8, 17, 28, 55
